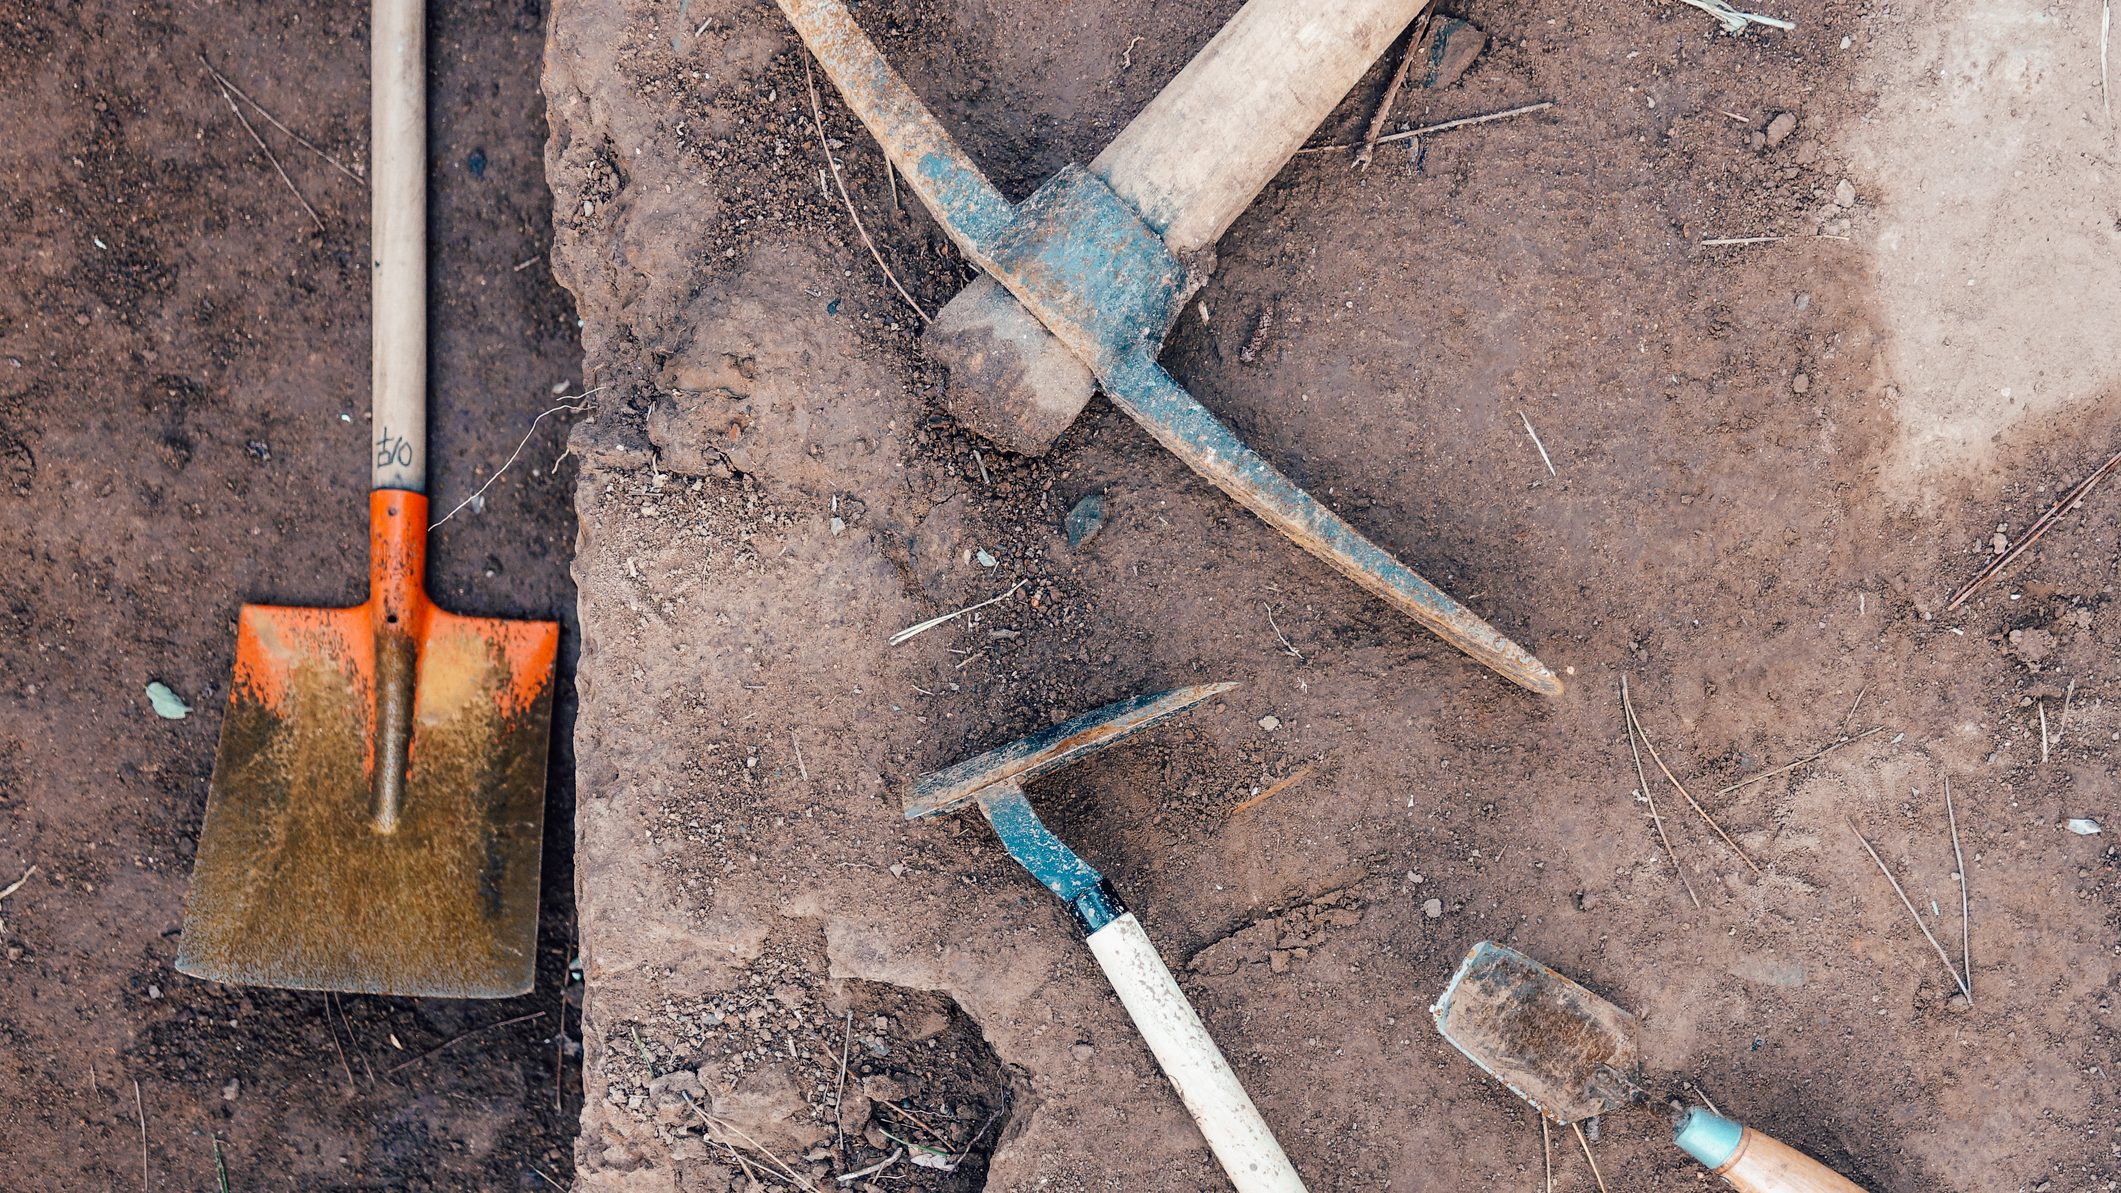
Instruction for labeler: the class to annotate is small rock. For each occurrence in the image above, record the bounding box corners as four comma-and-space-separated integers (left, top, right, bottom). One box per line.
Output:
1421, 19, 1486, 90
1791, 373, 1810, 394
2064, 817, 2102, 835
1258, 715, 1281, 731
1064, 493, 1108, 547
974, 548, 997, 568
830, 516, 845, 535
222, 1079, 240, 1101
1764, 111, 1797, 146
1834, 178, 1857, 207
146, 984, 161, 999
1070, 1042, 1095, 1061
1423, 898, 1444, 919
1945, 992, 1971, 1013
145, 681, 191, 720
1574, 890, 1600, 912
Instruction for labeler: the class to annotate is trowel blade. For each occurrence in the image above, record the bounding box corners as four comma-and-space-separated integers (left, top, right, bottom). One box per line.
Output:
1431, 941, 1642, 1124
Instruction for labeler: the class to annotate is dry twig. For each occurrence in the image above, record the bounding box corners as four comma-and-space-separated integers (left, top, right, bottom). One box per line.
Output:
322, 993, 357, 1094
134, 1080, 150, 1193
1520, 410, 1556, 475
1232, 761, 1321, 815
388, 1011, 545, 1075
1541, 1117, 1554, 1193
1571, 1121, 1609, 1193
802, 60, 932, 323
1298, 101, 1554, 154
831, 1009, 853, 1147
431, 392, 600, 528
206, 69, 324, 232
1948, 447, 2121, 610
1627, 688, 1764, 874
890, 580, 1025, 646
1945, 777, 1971, 1003
198, 55, 363, 181
1621, 676, 1700, 909
1354, 8, 1433, 170
1846, 819, 1973, 1004
1712, 725, 1884, 798
685, 1094, 819, 1189
1264, 604, 1303, 660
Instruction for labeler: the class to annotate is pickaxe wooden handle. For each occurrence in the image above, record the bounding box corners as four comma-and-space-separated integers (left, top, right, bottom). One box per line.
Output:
781, 0, 1562, 697
928, 0, 1426, 456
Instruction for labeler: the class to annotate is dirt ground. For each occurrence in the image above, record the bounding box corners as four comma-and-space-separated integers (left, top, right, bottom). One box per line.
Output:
1, 2, 586, 1188
548, 0, 2120, 1188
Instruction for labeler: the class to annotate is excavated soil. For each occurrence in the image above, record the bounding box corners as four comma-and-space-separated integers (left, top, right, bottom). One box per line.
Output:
547, 0, 2119, 1189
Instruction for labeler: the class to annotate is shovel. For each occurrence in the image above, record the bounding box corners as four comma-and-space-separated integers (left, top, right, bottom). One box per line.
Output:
175, 0, 560, 998
1431, 942, 1867, 1193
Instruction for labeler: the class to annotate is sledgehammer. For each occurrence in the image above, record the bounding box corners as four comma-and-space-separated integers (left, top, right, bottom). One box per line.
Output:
780, 0, 1563, 698
908, 685, 1307, 1192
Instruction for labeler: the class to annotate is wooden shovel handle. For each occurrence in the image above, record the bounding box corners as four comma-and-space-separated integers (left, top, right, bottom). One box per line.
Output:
371, 0, 426, 492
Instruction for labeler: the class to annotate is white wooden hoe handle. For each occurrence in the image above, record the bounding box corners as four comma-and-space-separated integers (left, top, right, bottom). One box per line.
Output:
371, 0, 426, 492
1084, 914, 1308, 1193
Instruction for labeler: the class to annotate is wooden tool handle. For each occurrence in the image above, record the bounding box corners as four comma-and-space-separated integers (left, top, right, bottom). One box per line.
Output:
1085, 914, 1308, 1192
1091, 0, 1428, 252
371, 0, 426, 492
1677, 1110, 1867, 1193
1717, 1130, 1867, 1193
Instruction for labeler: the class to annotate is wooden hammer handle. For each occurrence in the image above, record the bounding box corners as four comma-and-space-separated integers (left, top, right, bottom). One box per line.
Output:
1092, 0, 1428, 252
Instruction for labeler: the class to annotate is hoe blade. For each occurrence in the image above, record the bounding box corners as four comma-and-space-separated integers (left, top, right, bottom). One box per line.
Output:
178, 492, 558, 997
1431, 941, 1641, 1124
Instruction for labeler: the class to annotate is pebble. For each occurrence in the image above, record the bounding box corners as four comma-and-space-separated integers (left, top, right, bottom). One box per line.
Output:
1791, 373, 1810, 394
222, 1079, 240, 1101
1070, 1043, 1094, 1061
1835, 178, 1857, 207
2064, 817, 2102, 835
1423, 898, 1444, 919
1064, 493, 1108, 547
145, 681, 191, 720
1258, 715, 1281, 731
1764, 111, 1797, 146
1946, 992, 1971, 1013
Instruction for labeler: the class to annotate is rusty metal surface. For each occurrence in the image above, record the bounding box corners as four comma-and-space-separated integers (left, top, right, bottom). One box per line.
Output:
1431, 941, 1642, 1124
776, 0, 1562, 697
177, 491, 558, 997
906, 683, 1235, 820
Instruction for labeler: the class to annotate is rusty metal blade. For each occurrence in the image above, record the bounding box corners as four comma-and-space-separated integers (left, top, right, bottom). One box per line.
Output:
907, 683, 1235, 820
178, 492, 558, 998
1431, 941, 1641, 1124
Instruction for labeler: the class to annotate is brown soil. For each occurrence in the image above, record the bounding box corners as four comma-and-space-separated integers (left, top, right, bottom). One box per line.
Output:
550, 0, 2120, 1188
0, 1, 584, 1188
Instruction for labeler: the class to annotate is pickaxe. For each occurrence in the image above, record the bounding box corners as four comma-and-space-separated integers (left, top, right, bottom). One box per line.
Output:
908, 684, 1307, 1192
779, 0, 1564, 698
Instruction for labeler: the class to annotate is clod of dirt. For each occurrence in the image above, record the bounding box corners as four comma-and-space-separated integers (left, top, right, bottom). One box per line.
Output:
1765, 111, 1798, 145
2006, 627, 2057, 666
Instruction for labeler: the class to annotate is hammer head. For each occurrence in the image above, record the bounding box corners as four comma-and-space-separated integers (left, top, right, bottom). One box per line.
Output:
906, 683, 1235, 820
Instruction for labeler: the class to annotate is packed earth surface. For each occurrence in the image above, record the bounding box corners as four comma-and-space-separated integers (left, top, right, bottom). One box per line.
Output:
4, 0, 2119, 1190
546, 0, 2120, 1188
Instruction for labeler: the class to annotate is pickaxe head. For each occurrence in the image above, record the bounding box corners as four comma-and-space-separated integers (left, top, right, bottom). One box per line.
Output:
906, 683, 1235, 820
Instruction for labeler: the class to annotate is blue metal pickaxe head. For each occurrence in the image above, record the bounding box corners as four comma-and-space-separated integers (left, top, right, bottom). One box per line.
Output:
907, 684, 1233, 929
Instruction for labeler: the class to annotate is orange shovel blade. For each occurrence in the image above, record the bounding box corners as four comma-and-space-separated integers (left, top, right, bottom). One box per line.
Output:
177, 492, 559, 997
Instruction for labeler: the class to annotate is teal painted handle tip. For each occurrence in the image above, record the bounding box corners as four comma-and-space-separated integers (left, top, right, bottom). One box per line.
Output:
1675, 1108, 1746, 1170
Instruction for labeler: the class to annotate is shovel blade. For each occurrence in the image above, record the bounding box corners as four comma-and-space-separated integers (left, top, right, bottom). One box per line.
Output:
178, 496, 558, 997
1431, 941, 1641, 1124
